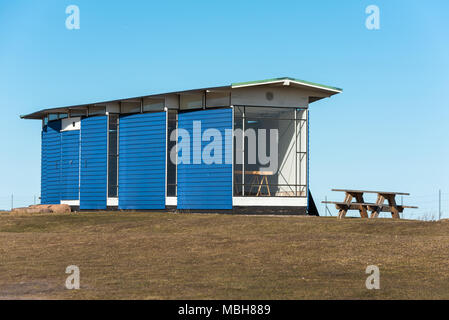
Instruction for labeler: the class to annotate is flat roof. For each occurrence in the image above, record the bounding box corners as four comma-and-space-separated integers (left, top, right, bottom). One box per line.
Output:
21, 77, 342, 120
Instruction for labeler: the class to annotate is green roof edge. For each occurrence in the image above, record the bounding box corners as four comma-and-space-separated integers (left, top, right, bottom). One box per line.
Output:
231, 77, 343, 92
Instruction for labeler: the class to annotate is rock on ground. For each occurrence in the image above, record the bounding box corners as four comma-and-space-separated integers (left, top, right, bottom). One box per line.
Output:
12, 204, 71, 214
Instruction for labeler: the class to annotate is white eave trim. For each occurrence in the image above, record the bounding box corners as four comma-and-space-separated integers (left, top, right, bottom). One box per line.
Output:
231, 80, 342, 94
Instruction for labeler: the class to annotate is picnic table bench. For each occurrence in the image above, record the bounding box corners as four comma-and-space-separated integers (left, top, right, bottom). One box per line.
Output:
322, 189, 418, 219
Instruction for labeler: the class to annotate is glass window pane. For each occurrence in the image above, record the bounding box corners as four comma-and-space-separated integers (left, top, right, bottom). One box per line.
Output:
108, 114, 119, 198
70, 109, 87, 117
143, 98, 164, 112
105, 102, 120, 113
234, 106, 244, 118
233, 113, 243, 196
234, 106, 303, 197
244, 107, 294, 119
89, 106, 106, 116
48, 114, 58, 121
180, 93, 203, 110
121, 101, 141, 114
296, 109, 307, 197
206, 92, 230, 107
167, 111, 177, 197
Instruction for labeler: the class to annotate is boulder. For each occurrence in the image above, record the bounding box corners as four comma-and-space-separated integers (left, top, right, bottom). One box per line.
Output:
48, 204, 71, 214
27, 208, 53, 214
11, 207, 29, 214
29, 205, 52, 209
11, 204, 71, 214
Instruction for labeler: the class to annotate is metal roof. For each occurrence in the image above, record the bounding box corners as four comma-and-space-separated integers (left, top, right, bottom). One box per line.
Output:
232, 77, 343, 92
21, 77, 342, 120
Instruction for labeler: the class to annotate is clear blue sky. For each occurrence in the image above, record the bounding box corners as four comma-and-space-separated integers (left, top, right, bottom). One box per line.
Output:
1, 0, 448, 218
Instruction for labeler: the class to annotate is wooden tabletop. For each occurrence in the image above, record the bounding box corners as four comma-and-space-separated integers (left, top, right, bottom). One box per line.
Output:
235, 170, 274, 176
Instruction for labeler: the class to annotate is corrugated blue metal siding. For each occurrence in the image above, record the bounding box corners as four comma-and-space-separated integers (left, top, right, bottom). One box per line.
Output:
41, 120, 61, 204
60, 130, 80, 200
177, 108, 232, 209
118, 112, 166, 209
41, 130, 46, 204
80, 116, 108, 209
41, 127, 47, 204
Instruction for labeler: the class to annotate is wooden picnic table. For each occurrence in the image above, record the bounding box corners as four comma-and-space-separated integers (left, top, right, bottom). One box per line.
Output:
322, 189, 418, 219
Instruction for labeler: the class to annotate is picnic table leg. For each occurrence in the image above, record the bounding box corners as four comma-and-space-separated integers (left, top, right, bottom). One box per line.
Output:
370, 194, 385, 218
338, 193, 353, 219
386, 195, 400, 219
344, 193, 353, 203
256, 176, 263, 196
338, 209, 343, 219
263, 176, 271, 196
256, 176, 270, 196
354, 193, 368, 218
338, 208, 348, 219
250, 176, 258, 195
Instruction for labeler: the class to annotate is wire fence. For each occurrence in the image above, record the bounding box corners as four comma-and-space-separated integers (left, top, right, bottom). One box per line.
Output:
0, 195, 40, 211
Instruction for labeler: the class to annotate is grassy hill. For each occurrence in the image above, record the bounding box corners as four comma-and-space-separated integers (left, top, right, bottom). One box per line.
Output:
0, 211, 448, 299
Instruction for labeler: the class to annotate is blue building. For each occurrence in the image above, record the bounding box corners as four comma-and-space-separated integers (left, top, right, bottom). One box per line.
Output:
22, 77, 341, 214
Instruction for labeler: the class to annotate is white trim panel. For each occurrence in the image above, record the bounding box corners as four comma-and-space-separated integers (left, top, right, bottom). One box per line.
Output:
166, 197, 177, 206
61, 200, 80, 206
107, 198, 118, 206
62, 197, 305, 207
62, 199, 118, 206
232, 197, 307, 207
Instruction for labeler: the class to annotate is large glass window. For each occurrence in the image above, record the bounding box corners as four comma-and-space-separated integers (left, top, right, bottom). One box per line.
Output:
233, 106, 307, 197
180, 93, 204, 110
167, 110, 177, 197
233, 107, 244, 195
108, 114, 119, 198
121, 101, 141, 114
143, 97, 164, 112
206, 91, 230, 107
69, 108, 87, 117
48, 114, 59, 121
89, 105, 106, 116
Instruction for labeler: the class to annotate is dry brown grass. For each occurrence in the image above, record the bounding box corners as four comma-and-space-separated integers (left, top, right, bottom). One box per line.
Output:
0, 211, 448, 300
